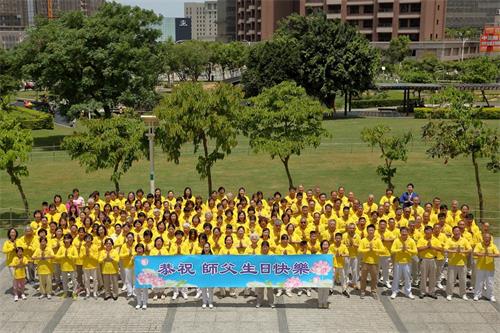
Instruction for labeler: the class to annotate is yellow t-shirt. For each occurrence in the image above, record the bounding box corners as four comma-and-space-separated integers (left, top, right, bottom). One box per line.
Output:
79, 245, 99, 270
169, 242, 190, 255
374, 230, 396, 257
33, 248, 54, 275
445, 237, 471, 266
2, 240, 18, 267
218, 246, 239, 255
150, 247, 170, 256
16, 236, 39, 262
416, 237, 441, 259
11, 256, 27, 279
330, 243, 349, 268
55, 245, 78, 272
391, 238, 417, 264
119, 243, 136, 269
98, 249, 119, 274
275, 244, 296, 255
342, 233, 359, 258
358, 238, 384, 264
473, 242, 499, 271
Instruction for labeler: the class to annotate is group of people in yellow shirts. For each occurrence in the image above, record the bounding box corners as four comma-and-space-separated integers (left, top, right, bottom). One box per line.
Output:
2, 184, 498, 309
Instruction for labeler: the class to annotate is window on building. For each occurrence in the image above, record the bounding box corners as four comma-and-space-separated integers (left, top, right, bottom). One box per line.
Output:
327, 4, 341, 14
348, 6, 360, 15
363, 20, 373, 28
378, 3, 393, 12
379, 18, 393, 27
363, 5, 374, 14
378, 33, 392, 42
364, 34, 373, 41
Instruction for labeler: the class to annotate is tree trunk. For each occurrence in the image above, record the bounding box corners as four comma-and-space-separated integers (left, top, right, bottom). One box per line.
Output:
332, 93, 336, 113
103, 104, 112, 118
348, 91, 352, 112
481, 90, 490, 107
344, 91, 348, 117
202, 134, 213, 196
112, 162, 120, 192
471, 152, 484, 223
7, 169, 29, 220
280, 156, 294, 188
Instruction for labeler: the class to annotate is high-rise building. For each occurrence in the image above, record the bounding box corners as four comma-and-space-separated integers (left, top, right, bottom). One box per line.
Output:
185, 1, 217, 41
236, 0, 300, 42
446, 0, 499, 29
216, 0, 236, 42
156, 17, 192, 43
0, 0, 104, 49
299, 0, 446, 42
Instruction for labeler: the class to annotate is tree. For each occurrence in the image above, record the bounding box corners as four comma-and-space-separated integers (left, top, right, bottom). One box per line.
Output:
164, 40, 211, 82
214, 41, 248, 80
0, 113, 33, 218
241, 81, 329, 188
383, 35, 411, 67
0, 48, 19, 104
15, 2, 163, 118
361, 125, 412, 190
460, 57, 499, 107
243, 13, 379, 112
155, 83, 243, 195
422, 88, 499, 223
62, 116, 146, 191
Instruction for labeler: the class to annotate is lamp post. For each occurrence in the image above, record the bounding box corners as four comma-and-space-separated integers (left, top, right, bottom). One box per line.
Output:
141, 115, 159, 195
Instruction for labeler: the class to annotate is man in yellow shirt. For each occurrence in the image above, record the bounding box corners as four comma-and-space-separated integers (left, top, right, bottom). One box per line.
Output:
473, 233, 499, 302
390, 227, 417, 299
358, 224, 384, 299
417, 226, 441, 299
375, 220, 395, 289
343, 223, 360, 289
330, 233, 350, 297
445, 226, 472, 300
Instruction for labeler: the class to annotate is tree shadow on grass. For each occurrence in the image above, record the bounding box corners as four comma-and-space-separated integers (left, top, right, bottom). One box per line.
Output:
33, 135, 67, 149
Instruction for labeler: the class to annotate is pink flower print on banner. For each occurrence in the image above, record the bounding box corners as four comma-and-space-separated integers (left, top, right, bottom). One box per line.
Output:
311, 261, 332, 276
284, 277, 303, 288
312, 276, 320, 284
141, 258, 149, 266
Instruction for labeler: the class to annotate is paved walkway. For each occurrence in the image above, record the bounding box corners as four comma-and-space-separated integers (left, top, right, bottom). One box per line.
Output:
0, 240, 498, 333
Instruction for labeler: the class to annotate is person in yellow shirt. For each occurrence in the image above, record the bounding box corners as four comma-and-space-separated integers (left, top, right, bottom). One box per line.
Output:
55, 234, 79, 299
98, 238, 120, 300
445, 226, 472, 300
3, 228, 19, 281
17, 226, 38, 283
170, 230, 190, 300
11, 247, 27, 301
80, 234, 99, 299
275, 234, 296, 297
390, 226, 417, 299
307, 231, 321, 254
119, 232, 136, 299
363, 194, 378, 215
255, 241, 275, 308
473, 233, 499, 302
317, 240, 332, 309
416, 226, 441, 299
32, 236, 55, 299
330, 233, 350, 298
150, 237, 170, 301
358, 224, 384, 299
379, 188, 395, 206
134, 243, 149, 310
375, 220, 395, 289
343, 223, 360, 289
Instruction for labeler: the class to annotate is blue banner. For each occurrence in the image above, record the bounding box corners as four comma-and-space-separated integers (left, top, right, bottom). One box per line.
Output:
134, 255, 334, 288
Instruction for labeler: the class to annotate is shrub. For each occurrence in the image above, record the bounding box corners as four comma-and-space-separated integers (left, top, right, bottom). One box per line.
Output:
7, 107, 54, 129
351, 98, 419, 109
414, 107, 500, 119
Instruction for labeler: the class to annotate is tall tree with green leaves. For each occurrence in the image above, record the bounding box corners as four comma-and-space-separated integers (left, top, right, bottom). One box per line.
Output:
0, 48, 19, 105
383, 35, 411, 67
0, 113, 33, 218
460, 57, 499, 107
241, 81, 329, 188
213, 41, 248, 80
15, 2, 163, 118
361, 125, 412, 190
155, 83, 243, 195
62, 116, 146, 191
422, 88, 499, 223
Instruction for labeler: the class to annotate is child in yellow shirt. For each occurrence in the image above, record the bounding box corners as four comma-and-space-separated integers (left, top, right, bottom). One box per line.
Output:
11, 247, 27, 301
98, 238, 120, 300
80, 234, 99, 299
32, 237, 55, 299
55, 234, 79, 299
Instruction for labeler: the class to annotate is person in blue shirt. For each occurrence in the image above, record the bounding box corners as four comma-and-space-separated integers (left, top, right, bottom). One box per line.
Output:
400, 183, 418, 208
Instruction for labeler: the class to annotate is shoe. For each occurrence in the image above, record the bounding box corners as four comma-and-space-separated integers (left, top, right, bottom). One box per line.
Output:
181, 292, 188, 300
209, 304, 214, 309
372, 292, 378, 300
437, 283, 444, 290
84, 293, 89, 300
446, 295, 452, 301
360, 292, 365, 299
276, 290, 283, 297
473, 296, 479, 301
255, 303, 260, 308
385, 281, 392, 289
429, 294, 437, 299
419, 294, 424, 299
93, 292, 97, 300
161, 294, 166, 300
121, 285, 127, 292
390, 292, 397, 299
285, 290, 292, 297
243, 289, 250, 297
270, 304, 275, 308
467, 286, 474, 292
39, 294, 45, 299
408, 293, 415, 300
306, 289, 311, 297
342, 290, 350, 298
194, 290, 202, 299
462, 295, 468, 301
220, 289, 226, 297
490, 296, 496, 303
142, 304, 147, 310
112, 296, 118, 301
21, 294, 27, 300
229, 291, 236, 297
14, 295, 18, 302
136, 304, 141, 310
72, 293, 77, 300
153, 295, 158, 301
202, 304, 207, 309
172, 292, 178, 300
47, 294, 52, 300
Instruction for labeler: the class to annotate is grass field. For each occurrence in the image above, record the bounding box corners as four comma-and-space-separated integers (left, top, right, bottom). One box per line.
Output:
0, 118, 498, 234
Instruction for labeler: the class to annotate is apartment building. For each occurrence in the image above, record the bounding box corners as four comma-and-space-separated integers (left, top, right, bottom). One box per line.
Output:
216, 0, 236, 42
185, 1, 217, 41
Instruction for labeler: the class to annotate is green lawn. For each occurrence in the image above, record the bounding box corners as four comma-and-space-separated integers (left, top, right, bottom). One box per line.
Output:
0, 118, 499, 234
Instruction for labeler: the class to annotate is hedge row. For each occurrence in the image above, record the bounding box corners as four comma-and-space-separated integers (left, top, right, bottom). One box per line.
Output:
350, 98, 419, 109
9, 107, 54, 129
414, 107, 500, 119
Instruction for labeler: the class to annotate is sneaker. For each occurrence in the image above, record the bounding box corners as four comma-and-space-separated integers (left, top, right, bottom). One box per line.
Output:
306, 289, 311, 297
202, 304, 207, 309
372, 292, 378, 300
429, 294, 438, 299
297, 290, 303, 296
142, 304, 147, 310
285, 290, 292, 297
360, 292, 365, 299
462, 295, 468, 301
276, 290, 283, 297
473, 296, 479, 301
153, 295, 158, 301
14, 295, 19, 302
270, 303, 275, 308
255, 303, 261, 308
181, 292, 188, 300
121, 286, 127, 292
84, 293, 89, 300
93, 292, 97, 300
385, 281, 392, 289
135, 304, 141, 310
220, 289, 226, 297
209, 304, 214, 309
446, 295, 452, 301
390, 292, 397, 299
47, 294, 52, 300
21, 294, 27, 300
229, 291, 236, 297
161, 294, 166, 300
408, 293, 415, 300
195, 290, 202, 299
39, 294, 45, 299
342, 290, 350, 298
467, 286, 474, 292
243, 289, 250, 297
172, 292, 178, 300
490, 296, 496, 303
437, 283, 444, 290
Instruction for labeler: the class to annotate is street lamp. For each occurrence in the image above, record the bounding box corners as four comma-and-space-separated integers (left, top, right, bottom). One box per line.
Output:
461, 37, 468, 62
141, 115, 159, 195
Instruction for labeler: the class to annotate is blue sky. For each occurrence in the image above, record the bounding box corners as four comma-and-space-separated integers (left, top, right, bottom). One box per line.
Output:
113, 0, 205, 17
